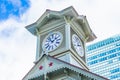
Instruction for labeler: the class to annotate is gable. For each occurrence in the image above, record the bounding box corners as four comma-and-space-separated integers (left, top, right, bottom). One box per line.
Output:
23, 55, 108, 80
23, 55, 66, 80
36, 14, 62, 28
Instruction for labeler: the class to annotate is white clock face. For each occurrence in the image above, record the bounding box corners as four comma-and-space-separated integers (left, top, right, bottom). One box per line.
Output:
72, 34, 84, 57
43, 32, 63, 52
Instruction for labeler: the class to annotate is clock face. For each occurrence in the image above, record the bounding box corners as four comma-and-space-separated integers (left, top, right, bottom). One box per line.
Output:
43, 32, 63, 52
72, 34, 84, 57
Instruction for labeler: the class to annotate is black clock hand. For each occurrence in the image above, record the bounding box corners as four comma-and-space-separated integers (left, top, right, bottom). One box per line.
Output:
77, 44, 81, 46
47, 37, 52, 42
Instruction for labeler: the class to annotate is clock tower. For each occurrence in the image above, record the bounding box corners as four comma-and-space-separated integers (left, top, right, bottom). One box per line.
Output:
23, 6, 108, 80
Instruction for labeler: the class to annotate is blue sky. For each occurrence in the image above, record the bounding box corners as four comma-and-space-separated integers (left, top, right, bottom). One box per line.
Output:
0, 0, 30, 21
0, 0, 120, 80
0, 0, 30, 39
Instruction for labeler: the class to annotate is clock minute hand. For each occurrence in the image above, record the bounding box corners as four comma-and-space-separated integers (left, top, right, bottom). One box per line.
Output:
51, 38, 55, 43
77, 44, 81, 46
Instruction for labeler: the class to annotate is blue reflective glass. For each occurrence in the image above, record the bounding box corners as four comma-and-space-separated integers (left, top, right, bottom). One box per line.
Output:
110, 68, 120, 73
108, 54, 117, 59
99, 57, 107, 62
108, 60, 113, 64
118, 53, 120, 56
110, 73, 120, 79
118, 57, 120, 61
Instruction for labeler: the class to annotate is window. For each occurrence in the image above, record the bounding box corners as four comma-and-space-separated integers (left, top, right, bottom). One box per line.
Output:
118, 52, 120, 56
99, 57, 107, 62
110, 68, 120, 74
118, 57, 120, 61
108, 60, 113, 64
108, 54, 117, 59
110, 73, 120, 79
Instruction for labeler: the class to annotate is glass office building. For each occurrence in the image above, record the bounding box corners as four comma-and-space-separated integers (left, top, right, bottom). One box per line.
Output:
86, 35, 120, 80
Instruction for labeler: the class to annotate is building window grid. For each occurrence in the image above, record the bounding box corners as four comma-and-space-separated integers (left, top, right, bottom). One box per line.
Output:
91, 67, 120, 78
87, 36, 120, 52
87, 46, 120, 64
109, 72, 120, 79
87, 54, 116, 66
89, 61, 119, 76
91, 70, 109, 77
89, 63, 119, 78
89, 57, 119, 70
87, 35, 120, 80
118, 57, 120, 61
110, 68, 120, 74
87, 44, 115, 57
87, 39, 120, 54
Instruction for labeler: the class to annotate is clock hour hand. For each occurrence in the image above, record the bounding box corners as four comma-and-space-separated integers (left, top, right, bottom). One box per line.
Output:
77, 44, 81, 47
47, 37, 52, 42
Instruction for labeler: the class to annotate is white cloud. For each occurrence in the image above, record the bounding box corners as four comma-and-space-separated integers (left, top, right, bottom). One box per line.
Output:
0, 17, 36, 80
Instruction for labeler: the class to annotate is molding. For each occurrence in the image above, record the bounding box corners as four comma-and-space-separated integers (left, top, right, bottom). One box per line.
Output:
69, 48, 89, 70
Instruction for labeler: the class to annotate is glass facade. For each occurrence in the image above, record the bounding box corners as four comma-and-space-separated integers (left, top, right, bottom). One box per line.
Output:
86, 35, 120, 80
